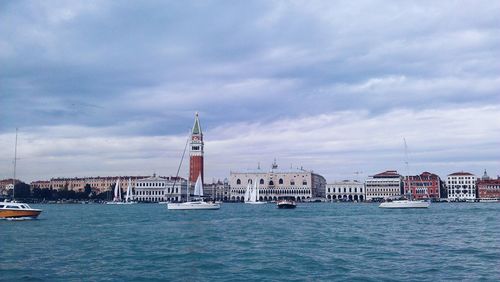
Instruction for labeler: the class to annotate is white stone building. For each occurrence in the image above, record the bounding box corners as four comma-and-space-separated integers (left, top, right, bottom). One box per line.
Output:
446, 172, 477, 201
229, 162, 326, 202
326, 180, 365, 202
134, 175, 187, 203
365, 170, 403, 201
203, 178, 231, 201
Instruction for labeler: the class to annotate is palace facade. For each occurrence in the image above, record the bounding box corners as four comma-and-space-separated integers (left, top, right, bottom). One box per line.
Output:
229, 162, 326, 202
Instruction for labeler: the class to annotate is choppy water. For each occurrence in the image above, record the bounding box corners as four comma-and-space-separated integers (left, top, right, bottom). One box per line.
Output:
1, 203, 500, 281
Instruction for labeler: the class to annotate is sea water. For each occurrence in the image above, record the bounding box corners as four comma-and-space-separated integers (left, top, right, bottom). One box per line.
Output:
1, 203, 499, 281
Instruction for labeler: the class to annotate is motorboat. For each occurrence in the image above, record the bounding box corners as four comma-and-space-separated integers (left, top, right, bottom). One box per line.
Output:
379, 199, 430, 209
0, 201, 42, 219
277, 198, 296, 209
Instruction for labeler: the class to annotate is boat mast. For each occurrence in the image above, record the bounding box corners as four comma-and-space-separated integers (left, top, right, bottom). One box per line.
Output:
404, 138, 411, 200
13, 128, 18, 200
166, 130, 191, 202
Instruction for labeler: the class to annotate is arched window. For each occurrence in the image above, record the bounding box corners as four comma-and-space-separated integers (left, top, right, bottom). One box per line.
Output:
303, 181, 307, 185
279, 178, 284, 184
269, 180, 274, 186
236, 179, 241, 185
248, 179, 252, 184
290, 180, 295, 185
260, 179, 264, 185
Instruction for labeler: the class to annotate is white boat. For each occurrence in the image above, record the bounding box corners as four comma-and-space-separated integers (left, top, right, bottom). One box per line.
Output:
1, 201, 43, 220
106, 179, 125, 204
168, 174, 220, 210
480, 199, 500, 203
123, 178, 137, 204
0, 128, 42, 219
379, 138, 430, 209
245, 179, 266, 205
379, 199, 430, 209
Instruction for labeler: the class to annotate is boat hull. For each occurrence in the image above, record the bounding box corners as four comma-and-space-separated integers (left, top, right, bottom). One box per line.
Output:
0, 209, 42, 219
379, 200, 430, 209
167, 202, 220, 210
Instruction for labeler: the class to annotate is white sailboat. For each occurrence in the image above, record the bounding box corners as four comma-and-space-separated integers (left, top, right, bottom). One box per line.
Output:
245, 179, 266, 204
123, 178, 137, 204
379, 139, 430, 209
106, 179, 124, 204
168, 173, 220, 210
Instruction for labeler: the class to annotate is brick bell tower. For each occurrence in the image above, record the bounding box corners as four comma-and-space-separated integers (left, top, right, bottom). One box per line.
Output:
189, 112, 204, 184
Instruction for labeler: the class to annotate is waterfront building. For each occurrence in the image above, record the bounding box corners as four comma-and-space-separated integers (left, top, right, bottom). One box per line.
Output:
31, 176, 148, 194
189, 112, 204, 184
446, 172, 477, 201
203, 178, 231, 201
365, 170, 403, 201
477, 170, 500, 200
229, 161, 326, 202
403, 172, 441, 200
326, 180, 365, 202
134, 175, 186, 203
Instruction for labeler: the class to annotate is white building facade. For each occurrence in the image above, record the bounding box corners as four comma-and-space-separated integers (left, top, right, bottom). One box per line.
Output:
326, 180, 365, 202
446, 172, 477, 201
365, 170, 403, 201
134, 175, 187, 203
229, 162, 326, 202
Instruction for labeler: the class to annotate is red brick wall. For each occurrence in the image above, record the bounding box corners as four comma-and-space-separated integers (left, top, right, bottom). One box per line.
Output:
189, 156, 204, 184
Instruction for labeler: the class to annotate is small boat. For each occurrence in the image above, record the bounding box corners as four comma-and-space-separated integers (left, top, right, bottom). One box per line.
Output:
1, 129, 43, 220
168, 174, 220, 210
167, 201, 220, 210
123, 178, 137, 204
277, 198, 296, 209
0, 201, 42, 219
379, 199, 430, 209
380, 138, 430, 209
106, 179, 127, 204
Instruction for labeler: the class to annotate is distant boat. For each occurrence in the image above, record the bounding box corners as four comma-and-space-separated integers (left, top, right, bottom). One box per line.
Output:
277, 197, 296, 209
123, 178, 137, 204
106, 179, 125, 205
245, 179, 266, 205
379, 138, 430, 209
0, 128, 42, 220
168, 174, 220, 210
379, 199, 430, 209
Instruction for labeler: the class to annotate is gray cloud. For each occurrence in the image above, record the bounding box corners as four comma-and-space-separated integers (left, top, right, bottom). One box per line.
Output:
1, 1, 499, 181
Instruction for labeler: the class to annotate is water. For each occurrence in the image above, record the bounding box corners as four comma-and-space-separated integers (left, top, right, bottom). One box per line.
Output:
1, 203, 500, 281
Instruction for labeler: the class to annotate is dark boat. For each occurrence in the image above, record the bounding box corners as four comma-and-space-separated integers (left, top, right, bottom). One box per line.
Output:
276, 198, 296, 209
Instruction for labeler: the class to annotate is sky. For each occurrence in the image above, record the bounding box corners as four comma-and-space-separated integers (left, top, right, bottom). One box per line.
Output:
1, 0, 499, 183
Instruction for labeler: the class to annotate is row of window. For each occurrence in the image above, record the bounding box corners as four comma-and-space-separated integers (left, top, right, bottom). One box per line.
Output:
135, 189, 179, 195
236, 178, 307, 186
327, 188, 364, 193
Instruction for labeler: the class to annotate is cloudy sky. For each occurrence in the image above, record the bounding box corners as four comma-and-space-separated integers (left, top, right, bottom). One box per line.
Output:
1, 1, 499, 182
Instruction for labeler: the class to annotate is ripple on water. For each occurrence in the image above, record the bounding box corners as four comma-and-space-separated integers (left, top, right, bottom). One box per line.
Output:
1, 203, 500, 281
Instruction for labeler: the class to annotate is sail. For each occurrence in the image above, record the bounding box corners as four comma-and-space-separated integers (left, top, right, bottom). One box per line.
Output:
113, 179, 121, 202
256, 179, 260, 201
194, 173, 203, 197
244, 183, 251, 202
125, 178, 131, 202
